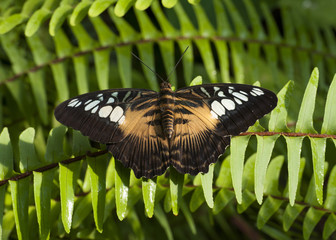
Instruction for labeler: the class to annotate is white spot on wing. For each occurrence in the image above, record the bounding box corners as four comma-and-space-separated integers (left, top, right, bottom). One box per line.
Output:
74, 101, 82, 107
218, 91, 225, 97
211, 100, 225, 116
110, 106, 124, 122
250, 91, 257, 96
111, 92, 118, 97
201, 87, 211, 97
234, 97, 242, 104
91, 105, 99, 113
85, 100, 100, 111
123, 91, 131, 102
68, 99, 79, 107
214, 87, 220, 92
239, 90, 248, 95
99, 106, 113, 118
210, 110, 218, 119
252, 88, 264, 96
232, 92, 248, 101
97, 93, 103, 97
85, 99, 92, 105
118, 115, 125, 125
107, 97, 115, 104
221, 99, 235, 110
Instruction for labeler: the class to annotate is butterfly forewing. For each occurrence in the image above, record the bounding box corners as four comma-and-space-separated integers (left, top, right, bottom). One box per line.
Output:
170, 84, 277, 174
55, 89, 158, 144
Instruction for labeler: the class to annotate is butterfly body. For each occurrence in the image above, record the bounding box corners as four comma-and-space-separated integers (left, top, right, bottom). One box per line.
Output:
55, 82, 277, 178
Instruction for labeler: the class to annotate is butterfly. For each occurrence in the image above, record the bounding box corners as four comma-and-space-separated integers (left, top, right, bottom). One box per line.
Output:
54, 81, 277, 178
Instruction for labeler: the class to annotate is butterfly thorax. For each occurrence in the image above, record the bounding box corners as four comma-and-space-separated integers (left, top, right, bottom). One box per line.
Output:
159, 82, 175, 139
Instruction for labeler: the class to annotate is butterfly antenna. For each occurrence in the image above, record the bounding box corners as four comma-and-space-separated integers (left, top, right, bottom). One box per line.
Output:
131, 52, 165, 82
166, 46, 189, 82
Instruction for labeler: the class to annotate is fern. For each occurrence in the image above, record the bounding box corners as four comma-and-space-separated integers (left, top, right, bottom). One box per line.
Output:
0, 0, 336, 239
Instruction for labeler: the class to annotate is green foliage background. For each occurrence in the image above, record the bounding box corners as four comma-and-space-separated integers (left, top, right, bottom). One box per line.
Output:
0, 0, 336, 239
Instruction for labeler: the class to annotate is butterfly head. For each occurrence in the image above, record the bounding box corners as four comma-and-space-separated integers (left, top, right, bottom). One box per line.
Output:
160, 81, 172, 91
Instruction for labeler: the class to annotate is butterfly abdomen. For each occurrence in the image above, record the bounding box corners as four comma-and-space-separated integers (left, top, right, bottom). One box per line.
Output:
159, 82, 175, 139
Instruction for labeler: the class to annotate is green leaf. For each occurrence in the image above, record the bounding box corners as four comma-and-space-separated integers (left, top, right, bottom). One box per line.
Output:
189, 76, 202, 86
2, 210, 15, 240
116, 46, 132, 88
89, 0, 115, 17
213, 40, 230, 83
162, 0, 177, 8
309, 137, 326, 205
59, 161, 81, 233
0, 13, 26, 34
213, 189, 235, 215
72, 130, 91, 156
244, 0, 265, 40
25, 8, 51, 37
264, 156, 284, 196
0, 185, 7, 239
284, 137, 304, 205
19, 127, 40, 172
114, 160, 130, 220
304, 162, 328, 206
169, 167, 184, 215
135, 0, 152, 10
321, 74, 336, 134
0, 128, 13, 179
237, 190, 256, 213
323, 214, 336, 240
103, 188, 116, 223
136, 43, 160, 91
215, 156, 232, 188
257, 196, 283, 229
142, 178, 156, 218
33, 169, 55, 240
87, 155, 108, 232
189, 187, 205, 212
93, 50, 111, 90
201, 164, 214, 208
49, 4, 73, 36
154, 204, 173, 240
72, 194, 92, 229
296, 68, 319, 133
268, 80, 293, 132
180, 199, 197, 234
324, 165, 336, 211
114, 0, 136, 17
106, 157, 115, 189
255, 135, 279, 204
303, 208, 326, 240
283, 203, 306, 231
158, 41, 177, 87
70, 0, 91, 26
45, 126, 67, 163
230, 135, 250, 204
9, 177, 30, 240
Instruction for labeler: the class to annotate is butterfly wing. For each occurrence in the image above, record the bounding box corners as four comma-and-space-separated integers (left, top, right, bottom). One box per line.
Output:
55, 89, 170, 178
172, 83, 277, 174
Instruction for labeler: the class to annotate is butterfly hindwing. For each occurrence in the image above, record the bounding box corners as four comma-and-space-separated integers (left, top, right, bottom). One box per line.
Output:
107, 102, 170, 178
